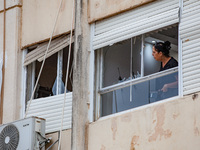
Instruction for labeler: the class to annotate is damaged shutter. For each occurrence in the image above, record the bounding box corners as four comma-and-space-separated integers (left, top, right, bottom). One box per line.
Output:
24, 34, 74, 66
93, 0, 179, 50
26, 92, 72, 133
180, 0, 200, 95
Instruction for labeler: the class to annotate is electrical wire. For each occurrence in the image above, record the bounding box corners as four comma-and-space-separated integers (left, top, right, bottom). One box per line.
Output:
57, 0, 75, 149
24, 0, 65, 118
23, 0, 74, 148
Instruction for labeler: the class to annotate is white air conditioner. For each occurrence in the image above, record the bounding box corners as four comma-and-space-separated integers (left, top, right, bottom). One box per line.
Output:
0, 117, 46, 150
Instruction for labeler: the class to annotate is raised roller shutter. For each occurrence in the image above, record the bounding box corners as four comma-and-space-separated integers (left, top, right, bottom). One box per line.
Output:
24, 34, 74, 66
93, 0, 179, 50
180, 0, 200, 95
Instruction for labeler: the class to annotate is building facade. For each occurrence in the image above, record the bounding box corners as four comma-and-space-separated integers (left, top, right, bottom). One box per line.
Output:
0, 0, 200, 149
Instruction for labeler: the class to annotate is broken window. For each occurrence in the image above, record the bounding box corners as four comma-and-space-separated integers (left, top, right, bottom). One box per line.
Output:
25, 35, 74, 104
95, 25, 179, 117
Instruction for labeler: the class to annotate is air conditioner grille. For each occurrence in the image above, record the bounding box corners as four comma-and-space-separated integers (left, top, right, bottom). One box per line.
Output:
0, 124, 19, 150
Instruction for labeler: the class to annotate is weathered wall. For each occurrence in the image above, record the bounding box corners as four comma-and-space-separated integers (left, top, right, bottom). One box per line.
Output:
21, 0, 74, 48
1, 7, 23, 123
88, 0, 156, 23
88, 93, 200, 150
46, 129, 71, 150
0, 0, 21, 11
0, 0, 23, 123
0, 13, 3, 53
72, 0, 91, 149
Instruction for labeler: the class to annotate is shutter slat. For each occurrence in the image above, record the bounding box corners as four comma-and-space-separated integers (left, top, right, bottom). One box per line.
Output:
181, 0, 200, 95
24, 35, 74, 66
93, 0, 179, 50
27, 92, 72, 133
183, 70, 200, 79
182, 55, 200, 65
184, 79, 200, 88
183, 50, 200, 60
181, 28, 200, 40
95, 0, 178, 35
183, 65, 200, 73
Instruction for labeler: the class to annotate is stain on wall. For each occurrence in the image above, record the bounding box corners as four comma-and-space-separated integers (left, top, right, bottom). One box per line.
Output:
148, 105, 172, 142
100, 145, 106, 150
88, 93, 200, 150
121, 113, 132, 122
130, 135, 139, 150
111, 118, 117, 140
194, 119, 200, 136
173, 113, 180, 120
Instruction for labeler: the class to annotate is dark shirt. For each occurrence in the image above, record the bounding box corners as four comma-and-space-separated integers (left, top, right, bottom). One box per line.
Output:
157, 57, 178, 100
159, 57, 178, 71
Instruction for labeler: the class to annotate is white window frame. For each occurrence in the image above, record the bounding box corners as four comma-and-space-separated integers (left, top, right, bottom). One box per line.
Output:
21, 49, 66, 118
21, 48, 73, 133
91, 28, 182, 120
20, 49, 28, 118
30, 49, 65, 99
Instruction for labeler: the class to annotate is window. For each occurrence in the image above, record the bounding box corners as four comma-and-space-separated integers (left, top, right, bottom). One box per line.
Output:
25, 36, 74, 103
95, 25, 179, 117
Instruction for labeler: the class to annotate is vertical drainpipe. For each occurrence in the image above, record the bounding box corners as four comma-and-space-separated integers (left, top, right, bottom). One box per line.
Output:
0, 0, 6, 124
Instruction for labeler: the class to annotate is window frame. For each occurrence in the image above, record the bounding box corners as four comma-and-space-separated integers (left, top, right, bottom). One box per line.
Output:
28, 49, 65, 100
21, 48, 73, 132
93, 31, 181, 120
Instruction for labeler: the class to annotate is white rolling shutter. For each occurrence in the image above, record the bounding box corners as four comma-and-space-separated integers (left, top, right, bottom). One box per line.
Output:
93, 0, 179, 50
27, 92, 72, 133
24, 34, 74, 66
180, 0, 200, 95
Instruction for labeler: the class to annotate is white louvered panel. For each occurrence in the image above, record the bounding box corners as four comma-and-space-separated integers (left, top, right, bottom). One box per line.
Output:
184, 78, 200, 87
182, 55, 200, 65
95, 0, 177, 35
180, 0, 200, 95
182, 45, 200, 56
183, 0, 199, 7
93, 0, 179, 50
181, 28, 200, 41
27, 92, 72, 133
183, 65, 200, 74
183, 69, 200, 79
183, 50, 200, 60
180, 18, 200, 36
182, 4, 200, 18
180, 26, 200, 38
183, 60, 200, 69
24, 35, 74, 66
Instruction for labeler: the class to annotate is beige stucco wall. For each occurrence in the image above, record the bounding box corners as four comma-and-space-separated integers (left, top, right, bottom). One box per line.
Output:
46, 129, 71, 150
0, 0, 21, 11
1, 7, 23, 123
0, 13, 3, 53
0, 0, 23, 123
88, 0, 156, 23
21, 0, 74, 48
88, 93, 200, 150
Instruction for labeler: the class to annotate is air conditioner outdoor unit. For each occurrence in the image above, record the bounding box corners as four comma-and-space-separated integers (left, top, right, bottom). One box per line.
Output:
0, 116, 46, 150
